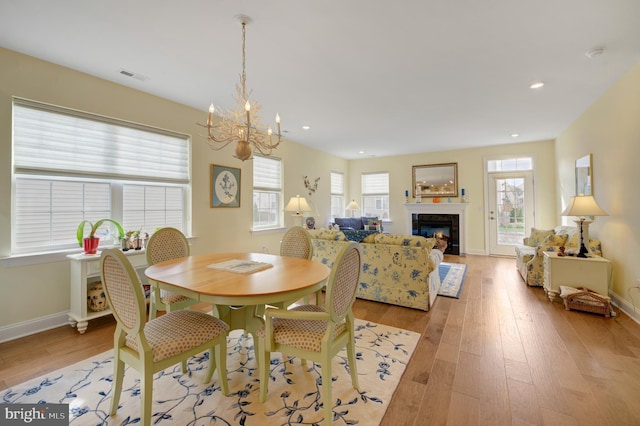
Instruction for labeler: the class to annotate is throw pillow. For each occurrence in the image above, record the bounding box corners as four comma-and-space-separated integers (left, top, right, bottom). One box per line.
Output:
334, 217, 362, 230
361, 233, 377, 243
566, 233, 580, 250
541, 233, 568, 247
565, 233, 603, 256
424, 237, 437, 250
526, 228, 554, 247
364, 217, 383, 232
374, 234, 431, 247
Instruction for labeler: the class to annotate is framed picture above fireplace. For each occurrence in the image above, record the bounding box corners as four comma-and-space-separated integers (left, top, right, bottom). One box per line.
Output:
412, 162, 458, 198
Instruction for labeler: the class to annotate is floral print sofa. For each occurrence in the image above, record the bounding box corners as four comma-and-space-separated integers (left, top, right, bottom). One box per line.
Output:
308, 229, 443, 311
514, 226, 602, 286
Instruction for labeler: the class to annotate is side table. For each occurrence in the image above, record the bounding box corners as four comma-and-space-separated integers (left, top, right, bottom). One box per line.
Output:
542, 251, 612, 302
67, 249, 148, 334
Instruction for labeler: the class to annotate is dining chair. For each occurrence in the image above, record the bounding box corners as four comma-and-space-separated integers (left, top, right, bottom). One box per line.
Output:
257, 241, 362, 425
280, 225, 313, 259
251, 226, 316, 339
145, 227, 200, 320
279, 225, 317, 306
100, 249, 229, 426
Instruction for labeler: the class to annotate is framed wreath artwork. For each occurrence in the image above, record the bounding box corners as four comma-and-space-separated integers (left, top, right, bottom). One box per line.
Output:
210, 164, 240, 208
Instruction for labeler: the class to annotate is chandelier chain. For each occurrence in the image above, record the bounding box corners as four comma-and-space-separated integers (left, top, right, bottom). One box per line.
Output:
241, 22, 247, 101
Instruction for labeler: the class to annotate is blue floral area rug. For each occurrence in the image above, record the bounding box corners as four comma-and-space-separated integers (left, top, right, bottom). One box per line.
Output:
438, 262, 468, 298
1, 319, 418, 425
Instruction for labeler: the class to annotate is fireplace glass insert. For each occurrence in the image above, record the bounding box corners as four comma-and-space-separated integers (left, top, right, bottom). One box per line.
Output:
412, 213, 459, 255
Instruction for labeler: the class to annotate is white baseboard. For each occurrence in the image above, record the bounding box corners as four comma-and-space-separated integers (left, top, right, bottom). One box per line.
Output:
0, 312, 70, 343
610, 292, 640, 325
465, 248, 487, 256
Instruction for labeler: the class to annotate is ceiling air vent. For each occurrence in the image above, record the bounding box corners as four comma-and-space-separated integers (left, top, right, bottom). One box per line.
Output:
119, 69, 149, 82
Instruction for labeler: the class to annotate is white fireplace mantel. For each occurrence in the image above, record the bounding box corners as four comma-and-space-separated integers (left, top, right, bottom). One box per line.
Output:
404, 203, 468, 255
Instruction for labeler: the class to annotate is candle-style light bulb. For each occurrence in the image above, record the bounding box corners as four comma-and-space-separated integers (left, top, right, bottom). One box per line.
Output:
244, 100, 251, 112
207, 103, 214, 127
275, 113, 280, 123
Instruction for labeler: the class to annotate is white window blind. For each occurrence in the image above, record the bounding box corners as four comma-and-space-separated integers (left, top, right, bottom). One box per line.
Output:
13, 98, 189, 182
123, 185, 185, 233
330, 172, 344, 195
14, 178, 112, 251
330, 172, 344, 220
253, 155, 282, 190
362, 172, 389, 194
253, 156, 283, 229
12, 98, 190, 255
361, 172, 390, 220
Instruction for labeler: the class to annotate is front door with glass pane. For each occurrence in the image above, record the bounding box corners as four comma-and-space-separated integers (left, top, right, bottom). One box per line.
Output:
488, 172, 534, 256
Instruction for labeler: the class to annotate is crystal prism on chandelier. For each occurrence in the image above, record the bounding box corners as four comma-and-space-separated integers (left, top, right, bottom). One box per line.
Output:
198, 15, 282, 161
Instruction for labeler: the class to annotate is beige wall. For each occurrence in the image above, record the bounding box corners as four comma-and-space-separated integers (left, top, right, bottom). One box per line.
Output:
555, 60, 640, 313
0, 48, 347, 332
2, 45, 639, 337
348, 140, 557, 254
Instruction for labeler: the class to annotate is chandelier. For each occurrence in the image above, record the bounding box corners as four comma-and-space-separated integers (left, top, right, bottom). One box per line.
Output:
199, 15, 282, 161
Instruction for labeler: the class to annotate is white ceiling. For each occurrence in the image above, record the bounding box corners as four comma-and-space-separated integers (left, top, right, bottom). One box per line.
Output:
2, 1, 640, 159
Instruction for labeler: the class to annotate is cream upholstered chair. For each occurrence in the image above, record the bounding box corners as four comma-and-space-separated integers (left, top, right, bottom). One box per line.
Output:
254, 226, 316, 332
257, 241, 362, 425
145, 227, 200, 320
100, 249, 229, 426
279, 226, 316, 306
280, 225, 313, 259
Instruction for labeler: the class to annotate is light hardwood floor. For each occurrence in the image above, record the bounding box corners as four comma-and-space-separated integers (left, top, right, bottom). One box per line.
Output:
1, 254, 639, 425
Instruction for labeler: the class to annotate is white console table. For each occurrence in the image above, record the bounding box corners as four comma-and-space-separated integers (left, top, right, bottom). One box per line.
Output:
67, 249, 148, 334
542, 252, 612, 302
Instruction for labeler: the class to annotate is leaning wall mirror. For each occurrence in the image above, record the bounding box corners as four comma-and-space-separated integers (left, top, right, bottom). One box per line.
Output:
412, 163, 458, 197
575, 154, 592, 196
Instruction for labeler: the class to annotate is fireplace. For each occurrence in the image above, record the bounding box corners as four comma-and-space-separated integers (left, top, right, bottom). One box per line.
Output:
412, 213, 460, 255
404, 203, 467, 255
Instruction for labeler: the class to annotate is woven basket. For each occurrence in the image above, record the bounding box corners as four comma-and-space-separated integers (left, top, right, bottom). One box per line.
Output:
87, 282, 109, 312
561, 286, 611, 317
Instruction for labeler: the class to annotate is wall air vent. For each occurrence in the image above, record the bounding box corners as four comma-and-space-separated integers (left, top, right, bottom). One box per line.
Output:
119, 69, 149, 82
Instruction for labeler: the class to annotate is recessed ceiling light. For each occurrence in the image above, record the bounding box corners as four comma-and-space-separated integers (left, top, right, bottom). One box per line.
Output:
359, 150, 365, 155
530, 81, 544, 89
511, 133, 519, 138
302, 125, 310, 130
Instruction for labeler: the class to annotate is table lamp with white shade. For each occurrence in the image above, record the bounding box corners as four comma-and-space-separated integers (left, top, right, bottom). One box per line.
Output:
284, 195, 312, 226
346, 200, 360, 217
561, 195, 608, 258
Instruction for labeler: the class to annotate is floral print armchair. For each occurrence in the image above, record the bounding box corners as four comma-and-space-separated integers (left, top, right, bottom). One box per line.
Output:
515, 226, 602, 286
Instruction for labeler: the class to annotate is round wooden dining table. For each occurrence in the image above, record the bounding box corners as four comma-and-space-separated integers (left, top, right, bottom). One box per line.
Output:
144, 252, 330, 356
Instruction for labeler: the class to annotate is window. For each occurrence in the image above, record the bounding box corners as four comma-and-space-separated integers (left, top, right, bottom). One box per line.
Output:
330, 172, 344, 220
12, 98, 190, 255
122, 185, 185, 232
253, 155, 282, 229
361, 172, 389, 219
487, 157, 533, 172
